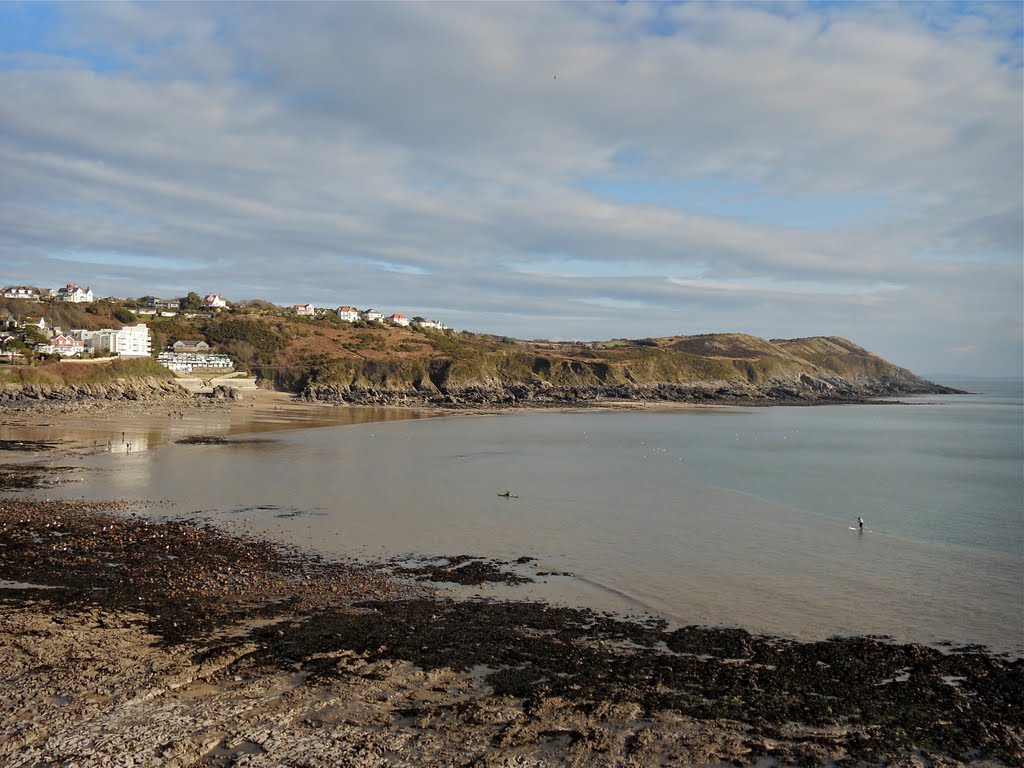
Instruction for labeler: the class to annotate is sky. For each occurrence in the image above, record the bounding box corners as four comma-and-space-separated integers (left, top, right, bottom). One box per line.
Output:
0, 2, 1021, 377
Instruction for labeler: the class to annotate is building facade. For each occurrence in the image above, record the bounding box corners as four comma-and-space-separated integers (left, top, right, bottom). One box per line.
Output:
54, 284, 94, 303
91, 324, 152, 357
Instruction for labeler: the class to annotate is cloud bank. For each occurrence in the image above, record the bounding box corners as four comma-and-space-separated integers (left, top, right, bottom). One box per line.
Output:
1, 2, 1021, 375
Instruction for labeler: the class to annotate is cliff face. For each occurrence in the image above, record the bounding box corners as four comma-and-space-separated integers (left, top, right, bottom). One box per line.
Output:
297, 334, 962, 407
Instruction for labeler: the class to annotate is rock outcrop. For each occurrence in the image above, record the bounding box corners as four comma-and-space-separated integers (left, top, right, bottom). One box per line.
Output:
299, 371, 962, 408
0, 377, 191, 407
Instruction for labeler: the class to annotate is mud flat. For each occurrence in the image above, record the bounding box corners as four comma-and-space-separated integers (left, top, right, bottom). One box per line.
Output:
0, 490, 1020, 768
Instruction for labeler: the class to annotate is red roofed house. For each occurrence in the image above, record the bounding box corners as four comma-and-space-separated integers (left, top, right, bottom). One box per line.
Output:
387, 313, 410, 327
51, 334, 86, 356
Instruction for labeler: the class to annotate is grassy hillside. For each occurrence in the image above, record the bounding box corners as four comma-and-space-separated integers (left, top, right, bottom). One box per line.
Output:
138, 312, 926, 393
2, 300, 937, 401
0, 357, 173, 388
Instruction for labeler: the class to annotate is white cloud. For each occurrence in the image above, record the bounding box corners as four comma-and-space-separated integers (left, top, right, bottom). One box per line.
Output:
0, 2, 1020, 375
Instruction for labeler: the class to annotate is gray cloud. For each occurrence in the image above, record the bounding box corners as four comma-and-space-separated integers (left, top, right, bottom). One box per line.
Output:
0, 2, 1020, 375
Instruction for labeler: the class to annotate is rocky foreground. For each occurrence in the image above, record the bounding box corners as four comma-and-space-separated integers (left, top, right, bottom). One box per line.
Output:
0, 494, 1020, 768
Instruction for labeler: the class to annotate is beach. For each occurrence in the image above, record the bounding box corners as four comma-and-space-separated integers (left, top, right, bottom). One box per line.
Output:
1, 393, 1022, 766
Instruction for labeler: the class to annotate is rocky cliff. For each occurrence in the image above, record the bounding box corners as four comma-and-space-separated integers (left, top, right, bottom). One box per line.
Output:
297, 334, 963, 408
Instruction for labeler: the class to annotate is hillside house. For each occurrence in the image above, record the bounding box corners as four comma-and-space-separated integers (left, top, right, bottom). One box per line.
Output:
415, 318, 445, 330
388, 313, 410, 327
54, 284, 94, 303
1, 286, 41, 301
360, 308, 384, 323
336, 306, 359, 322
37, 334, 85, 357
293, 303, 315, 316
202, 294, 228, 308
23, 316, 49, 331
144, 296, 181, 310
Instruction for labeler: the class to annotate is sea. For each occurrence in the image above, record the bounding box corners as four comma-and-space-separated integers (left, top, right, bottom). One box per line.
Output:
11, 377, 1023, 655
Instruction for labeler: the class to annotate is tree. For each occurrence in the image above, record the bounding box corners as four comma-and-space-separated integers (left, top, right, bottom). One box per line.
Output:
183, 292, 203, 310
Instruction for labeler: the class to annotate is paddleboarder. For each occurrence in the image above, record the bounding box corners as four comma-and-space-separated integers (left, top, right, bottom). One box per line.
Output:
857, 516, 864, 532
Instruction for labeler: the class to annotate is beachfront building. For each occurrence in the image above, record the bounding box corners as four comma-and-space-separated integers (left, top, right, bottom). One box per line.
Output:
1, 286, 41, 301
156, 351, 233, 373
36, 334, 86, 357
202, 294, 228, 308
388, 313, 410, 327
293, 303, 315, 316
54, 284, 94, 303
360, 308, 384, 323
336, 306, 359, 322
90, 324, 152, 357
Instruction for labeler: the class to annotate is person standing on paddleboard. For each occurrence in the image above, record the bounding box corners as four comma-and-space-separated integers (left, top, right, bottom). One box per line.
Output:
857, 516, 864, 532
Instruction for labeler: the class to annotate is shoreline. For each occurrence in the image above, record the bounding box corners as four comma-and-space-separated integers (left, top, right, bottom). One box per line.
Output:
2, 393, 1020, 765
1, 496, 1020, 767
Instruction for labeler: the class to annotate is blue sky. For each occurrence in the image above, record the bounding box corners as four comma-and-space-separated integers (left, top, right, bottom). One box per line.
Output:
1, 2, 1021, 376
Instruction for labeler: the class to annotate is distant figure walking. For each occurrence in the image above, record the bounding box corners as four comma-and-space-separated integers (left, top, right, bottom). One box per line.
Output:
857, 516, 864, 532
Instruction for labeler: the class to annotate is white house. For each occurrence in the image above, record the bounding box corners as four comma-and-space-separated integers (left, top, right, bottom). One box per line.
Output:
336, 306, 359, 322
90, 323, 152, 357
202, 294, 228, 308
293, 303, 315, 316
1, 286, 41, 301
54, 284, 94, 303
415, 318, 445, 330
23, 316, 49, 331
360, 308, 384, 323
387, 313, 410, 327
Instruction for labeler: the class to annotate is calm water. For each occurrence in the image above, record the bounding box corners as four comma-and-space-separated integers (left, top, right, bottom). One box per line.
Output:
15, 379, 1023, 654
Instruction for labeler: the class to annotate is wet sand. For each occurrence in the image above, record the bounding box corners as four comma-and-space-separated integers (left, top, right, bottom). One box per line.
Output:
1, 394, 1022, 766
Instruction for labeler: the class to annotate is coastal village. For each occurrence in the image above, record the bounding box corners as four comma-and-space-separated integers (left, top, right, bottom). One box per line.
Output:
0, 282, 450, 374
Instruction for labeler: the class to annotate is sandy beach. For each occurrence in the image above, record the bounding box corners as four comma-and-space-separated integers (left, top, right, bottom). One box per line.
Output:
1, 393, 1021, 767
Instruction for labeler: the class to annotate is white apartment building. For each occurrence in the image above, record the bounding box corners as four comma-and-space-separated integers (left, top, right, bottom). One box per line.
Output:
90, 323, 152, 357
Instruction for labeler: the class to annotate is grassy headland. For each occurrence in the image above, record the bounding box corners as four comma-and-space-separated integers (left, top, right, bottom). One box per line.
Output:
2, 300, 960, 407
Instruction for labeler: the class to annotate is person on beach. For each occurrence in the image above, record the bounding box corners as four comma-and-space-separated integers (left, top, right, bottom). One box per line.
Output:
857, 516, 864, 532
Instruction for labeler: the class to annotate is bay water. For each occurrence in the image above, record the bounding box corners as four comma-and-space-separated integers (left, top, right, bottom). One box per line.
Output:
18, 379, 1023, 654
